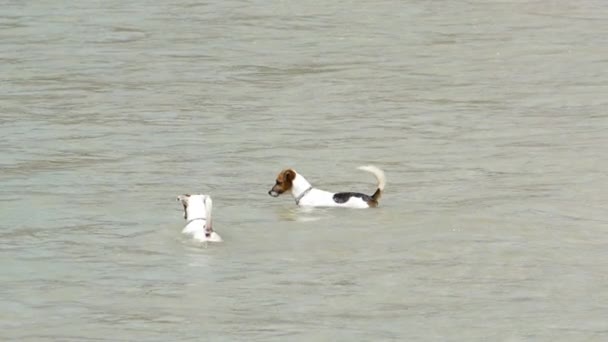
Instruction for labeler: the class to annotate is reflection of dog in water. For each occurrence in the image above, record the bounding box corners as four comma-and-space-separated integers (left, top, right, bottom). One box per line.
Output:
176, 194, 222, 242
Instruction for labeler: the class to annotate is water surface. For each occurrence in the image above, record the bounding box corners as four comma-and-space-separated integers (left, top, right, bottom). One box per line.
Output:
1, 1, 608, 341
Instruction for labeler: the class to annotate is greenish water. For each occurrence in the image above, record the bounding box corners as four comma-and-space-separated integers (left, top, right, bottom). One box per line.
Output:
1, 1, 607, 341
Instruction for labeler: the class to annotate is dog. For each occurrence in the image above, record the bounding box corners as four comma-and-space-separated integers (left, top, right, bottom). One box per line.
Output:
176, 194, 222, 242
268, 165, 386, 208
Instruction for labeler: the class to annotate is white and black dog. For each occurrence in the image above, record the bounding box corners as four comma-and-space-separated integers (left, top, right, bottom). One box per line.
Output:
268, 165, 386, 208
176, 194, 222, 242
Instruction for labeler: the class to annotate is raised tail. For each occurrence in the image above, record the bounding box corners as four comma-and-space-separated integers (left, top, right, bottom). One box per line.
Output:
357, 165, 386, 203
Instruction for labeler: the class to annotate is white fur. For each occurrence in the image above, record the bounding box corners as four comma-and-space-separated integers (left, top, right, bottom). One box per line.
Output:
357, 165, 386, 191
177, 194, 222, 242
279, 165, 386, 209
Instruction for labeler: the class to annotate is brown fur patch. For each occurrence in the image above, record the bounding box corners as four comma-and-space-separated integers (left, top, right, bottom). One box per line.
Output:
371, 188, 382, 202
179, 194, 190, 219
367, 188, 382, 207
366, 199, 379, 208
270, 169, 296, 195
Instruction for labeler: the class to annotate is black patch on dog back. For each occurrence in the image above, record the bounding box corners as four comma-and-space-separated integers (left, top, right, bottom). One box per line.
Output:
333, 192, 372, 204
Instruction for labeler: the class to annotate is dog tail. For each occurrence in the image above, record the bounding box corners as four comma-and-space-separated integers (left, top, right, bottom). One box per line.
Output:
357, 165, 386, 203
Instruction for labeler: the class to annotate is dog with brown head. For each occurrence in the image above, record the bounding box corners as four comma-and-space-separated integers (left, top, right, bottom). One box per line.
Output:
268, 169, 296, 197
267, 165, 386, 208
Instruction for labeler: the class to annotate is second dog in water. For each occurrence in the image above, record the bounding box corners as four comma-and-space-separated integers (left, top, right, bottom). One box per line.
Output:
177, 194, 222, 242
268, 165, 386, 208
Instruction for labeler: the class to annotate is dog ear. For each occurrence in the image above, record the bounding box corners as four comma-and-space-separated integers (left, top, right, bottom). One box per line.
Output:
285, 169, 295, 182
177, 195, 190, 219
177, 194, 191, 201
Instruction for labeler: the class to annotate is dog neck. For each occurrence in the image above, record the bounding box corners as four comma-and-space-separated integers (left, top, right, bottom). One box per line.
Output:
185, 214, 212, 237
185, 204, 208, 224
290, 174, 313, 203
186, 197, 209, 223
294, 186, 313, 205
185, 206, 207, 220
186, 217, 206, 225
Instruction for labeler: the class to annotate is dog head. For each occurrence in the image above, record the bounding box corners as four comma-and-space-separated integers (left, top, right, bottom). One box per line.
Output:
268, 169, 296, 197
177, 194, 191, 219
176, 194, 213, 229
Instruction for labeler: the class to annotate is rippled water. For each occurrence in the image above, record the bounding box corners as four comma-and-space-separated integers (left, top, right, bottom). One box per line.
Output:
1, 1, 608, 341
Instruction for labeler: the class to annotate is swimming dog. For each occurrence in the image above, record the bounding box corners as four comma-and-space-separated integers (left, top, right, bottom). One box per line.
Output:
176, 194, 222, 242
268, 165, 386, 208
